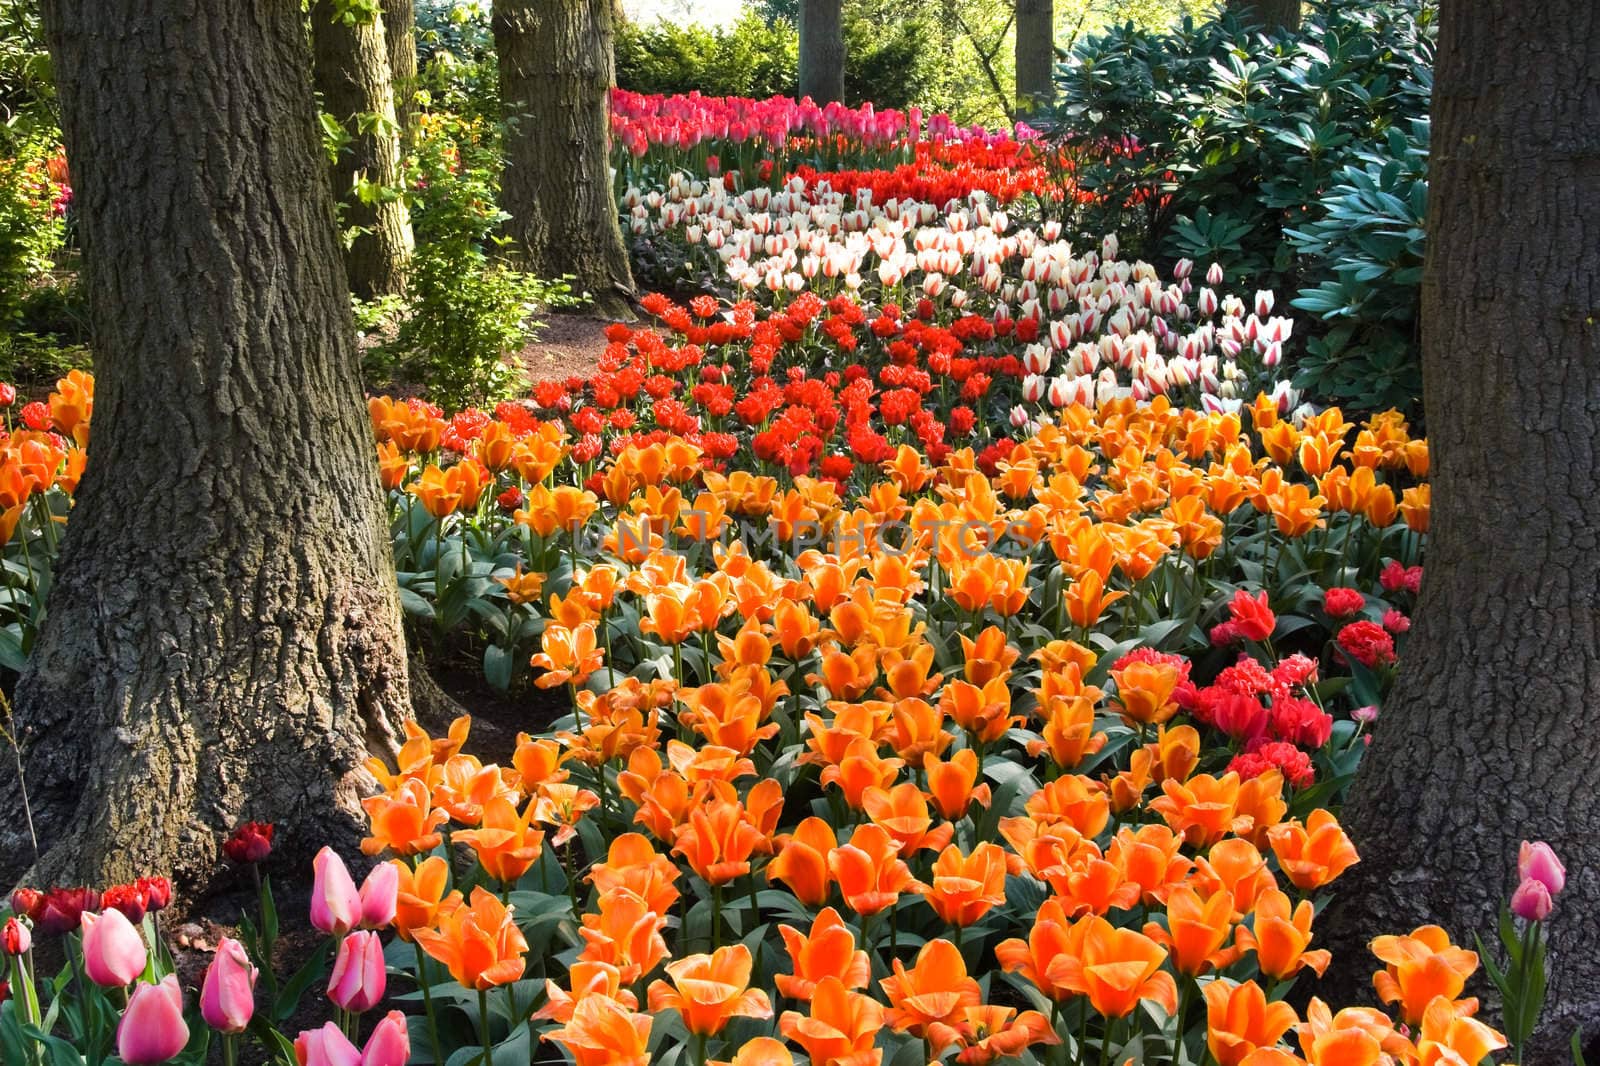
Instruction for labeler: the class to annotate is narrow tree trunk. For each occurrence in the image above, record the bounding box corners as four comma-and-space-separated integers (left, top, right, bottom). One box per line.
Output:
798, 0, 845, 105
1014, 0, 1054, 114
5, 0, 413, 890
312, 0, 414, 299
1226, 0, 1300, 32
1323, 1, 1600, 1058
492, 0, 635, 320
381, 0, 418, 140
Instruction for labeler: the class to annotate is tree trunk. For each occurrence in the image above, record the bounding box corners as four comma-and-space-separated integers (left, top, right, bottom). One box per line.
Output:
1322, 1, 1600, 1058
1226, 0, 1300, 32
492, 0, 635, 320
1014, 0, 1053, 115
5, 0, 413, 891
381, 0, 418, 140
798, 0, 845, 105
312, 0, 414, 299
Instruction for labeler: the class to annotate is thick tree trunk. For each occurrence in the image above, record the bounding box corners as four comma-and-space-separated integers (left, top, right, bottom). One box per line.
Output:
492, 0, 635, 320
798, 0, 845, 105
1014, 0, 1053, 114
5, 0, 413, 891
1323, 1, 1600, 1058
312, 0, 414, 299
381, 0, 418, 140
1226, 0, 1300, 32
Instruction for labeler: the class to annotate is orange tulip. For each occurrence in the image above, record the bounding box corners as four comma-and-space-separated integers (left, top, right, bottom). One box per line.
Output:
1234, 889, 1330, 981
1194, 838, 1278, 916
923, 748, 993, 821
776, 907, 871, 1001
926, 1005, 1060, 1065
1400, 483, 1430, 533
360, 778, 448, 857
542, 994, 652, 1066
767, 816, 838, 908
511, 734, 569, 794
886, 697, 953, 767
530, 782, 601, 848
779, 977, 885, 1066
1266, 809, 1360, 890
1025, 774, 1111, 839
917, 842, 1009, 927
1416, 995, 1507, 1066
412, 887, 528, 990
532, 961, 638, 1024
1205, 979, 1299, 1066
389, 857, 458, 943
530, 621, 604, 688
1149, 772, 1248, 847
647, 944, 773, 1036
1109, 658, 1183, 727
576, 888, 670, 985
880, 938, 982, 1037
1146, 885, 1241, 976
1295, 998, 1409, 1066
672, 796, 764, 885
828, 823, 920, 917
1028, 693, 1108, 771
1108, 824, 1192, 906
455, 795, 545, 885
959, 626, 1021, 685
862, 782, 954, 857
1063, 570, 1128, 628
820, 737, 905, 809
432, 753, 515, 826
1369, 925, 1478, 1026
939, 677, 1021, 745
996, 897, 1086, 1003
1044, 915, 1178, 1019
587, 833, 681, 918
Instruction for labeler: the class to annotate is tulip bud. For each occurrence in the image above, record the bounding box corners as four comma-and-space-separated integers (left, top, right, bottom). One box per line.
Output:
1022, 344, 1051, 375
295, 1022, 363, 1066
358, 863, 398, 930
1009, 405, 1030, 429
2, 916, 29, 956
0, 384, 15, 407
1254, 289, 1275, 318
81, 909, 148, 988
201, 937, 257, 1034
117, 975, 190, 1065
361, 1010, 411, 1066
1518, 841, 1567, 895
1206, 262, 1224, 285
310, 848, 361, 936
327, 930, 386, 1013
1510, 877, 1554, 922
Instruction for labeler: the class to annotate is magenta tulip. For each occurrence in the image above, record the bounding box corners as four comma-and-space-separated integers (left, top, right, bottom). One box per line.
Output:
359, 862, 398, 930
360, 1010, 411, 1066
327, 930, 386, 1013
81, 908, 148, 987
1511, 877, 1554, 922
200, 937, 257, 1034
310, 847, 361, 936
116, 974, 189, 1064
294, 1022, 362, 1066
1518, 840, 1566, 896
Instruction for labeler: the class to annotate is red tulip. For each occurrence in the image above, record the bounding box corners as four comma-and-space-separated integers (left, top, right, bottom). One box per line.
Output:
1, 916, 28, 956
223, 822, 275, 864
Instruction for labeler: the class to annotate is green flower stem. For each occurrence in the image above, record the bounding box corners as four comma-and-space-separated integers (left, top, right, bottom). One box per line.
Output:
414, 942, 444, 1066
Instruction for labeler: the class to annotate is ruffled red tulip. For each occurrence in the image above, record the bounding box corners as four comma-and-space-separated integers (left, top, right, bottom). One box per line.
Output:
223, 822, 275, 864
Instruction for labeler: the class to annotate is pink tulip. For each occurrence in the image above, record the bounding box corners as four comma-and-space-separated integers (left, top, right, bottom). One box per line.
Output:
200, 937, 257, 1034
310, 847, 361, 936
116, 974, 189, 1064
1511, 877, 1554, 922
360, 1010, 411, 1066
359, 863, 398, 929
327, 930, 385, 1013
81, 908, 148, 987
295, 1022, 362, 1066
1519, 841, 1566, 896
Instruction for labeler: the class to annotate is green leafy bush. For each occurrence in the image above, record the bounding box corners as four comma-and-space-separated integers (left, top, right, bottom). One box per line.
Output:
616, 11, 798, 100
0, 134, 66, 328
370, 112, 575, 407
1053, 0, 1436, 414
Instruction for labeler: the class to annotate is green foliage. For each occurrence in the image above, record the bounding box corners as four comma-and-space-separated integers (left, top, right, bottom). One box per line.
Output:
616, 10, 797, 100
414, 0, 499, 122
372, 113, 576, 407
0, 132, 64, 328
1052, 0, 1435, 414
0, 0, 53, 140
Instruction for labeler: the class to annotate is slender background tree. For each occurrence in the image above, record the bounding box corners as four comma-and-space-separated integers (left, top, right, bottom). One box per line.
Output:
1324, 0, 1600, 1056
1014, 0, 1054, 113
2, 0, 414, 888
312, 0, 414, 298
381, 0, 418, 140
493, 0, 636, 319
798, 0, 845, 104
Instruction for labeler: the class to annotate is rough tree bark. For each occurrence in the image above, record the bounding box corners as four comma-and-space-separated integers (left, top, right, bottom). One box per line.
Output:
492, 0, 636, 320
381, 0, 418, 140
1322, 0, 1600, 1058
3, 0, 413, 890
312, 0, 414, 299
1014, 0, 1053, 114
1226, 0, 1300, 32
798, 0, 845, 105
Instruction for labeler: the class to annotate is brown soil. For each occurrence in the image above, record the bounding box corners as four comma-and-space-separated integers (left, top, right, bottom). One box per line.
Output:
519, 311, 617, 384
